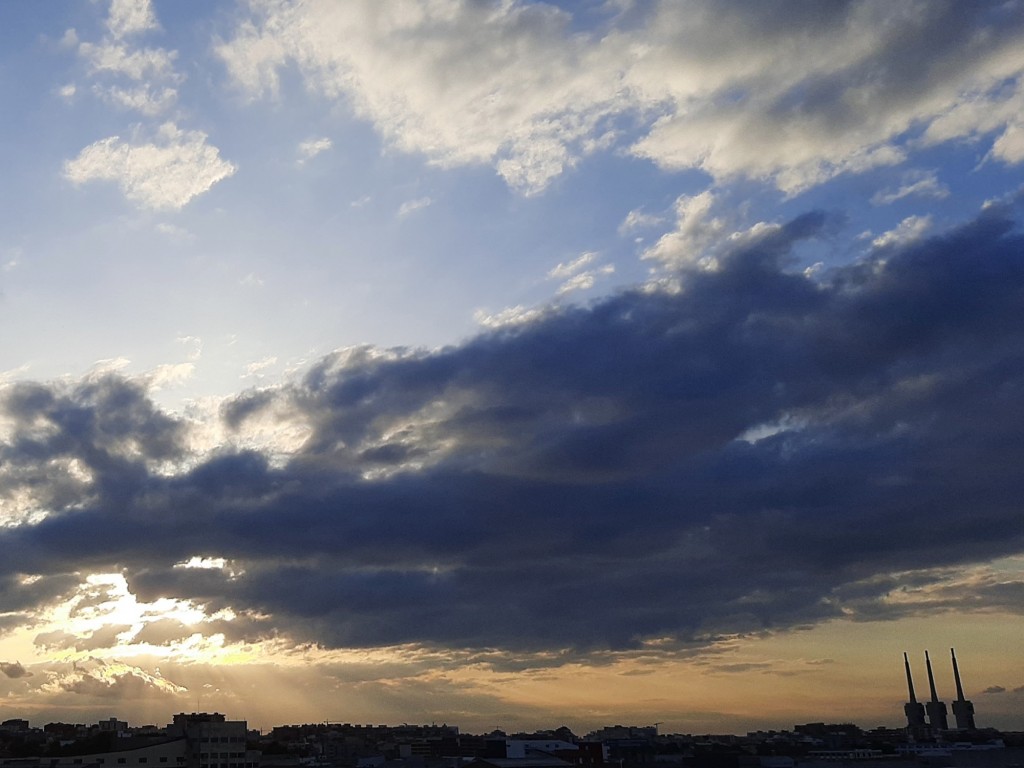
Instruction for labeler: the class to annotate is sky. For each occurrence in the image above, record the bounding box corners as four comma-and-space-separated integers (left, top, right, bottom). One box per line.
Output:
1, 0, 1024, 736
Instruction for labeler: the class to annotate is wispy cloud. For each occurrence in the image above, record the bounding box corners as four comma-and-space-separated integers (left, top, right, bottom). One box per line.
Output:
548, 252, 597, 280
397, 196, 432, 218
871, 171, 950, 206
297, 137, 332, 164
619, 208, 665, 235
872, 215, 932, 248
548, 252, 614, 295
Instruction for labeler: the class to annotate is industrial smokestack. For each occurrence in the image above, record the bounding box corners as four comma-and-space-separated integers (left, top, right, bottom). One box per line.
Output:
924, 650, 949, 731
905, 652, 919, 702
904, 652, 926, 730
950, 648, 976, 730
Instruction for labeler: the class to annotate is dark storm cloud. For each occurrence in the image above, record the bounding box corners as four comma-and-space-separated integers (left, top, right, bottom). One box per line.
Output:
0, 374, 186, 547
2, 203, 1024, 660
50, 659, 186, 700
35, 624, 133, 653
131, 618, 197, 647
0, 573, 81, 618
0, 661, 30, 679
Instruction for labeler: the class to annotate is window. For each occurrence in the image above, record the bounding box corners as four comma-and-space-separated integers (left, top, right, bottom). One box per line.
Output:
140, 759, 148, 764
160, 758, 168, 763
118, 759, 127, 764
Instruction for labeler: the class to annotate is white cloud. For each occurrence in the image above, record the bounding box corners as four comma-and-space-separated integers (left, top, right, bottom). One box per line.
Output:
148, 362, 196, 390
548, 251, 596, 280
89, 357, 133, 375
548, 252, 610, 294
619, 208, 664, 235
297, 137, 332, 164
556, 265, 615, 296
70, 2, 181, 120
642, 191, 728, 269
107, 0, 159, 39
872, 215, 933, 249
216, 1, 1024, 196
871, 171, 949, 206
64, 123, 236, 211
397, 196, 432, 218
623, 3, 1023, 193
78, 42, 176, 81
473, 304, 549, 329
93, 83, 177, 115
242, 356, 278, 380
991, 122, 1024, 165
920, 74, 1024, 150
217, 0, 631, 195
548, 252, 614, 295
60, 28, 79, 49
0, 364, 31, 385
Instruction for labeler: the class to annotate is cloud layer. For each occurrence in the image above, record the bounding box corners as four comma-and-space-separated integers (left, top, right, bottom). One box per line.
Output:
3, 201, 1023, 663
218, 0, 1024, 194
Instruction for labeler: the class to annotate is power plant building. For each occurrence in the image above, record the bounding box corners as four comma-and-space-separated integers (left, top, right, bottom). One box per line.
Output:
903, 648, 979, 735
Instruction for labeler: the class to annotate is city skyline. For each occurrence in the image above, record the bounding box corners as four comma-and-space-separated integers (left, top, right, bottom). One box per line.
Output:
0, 650, 1013, 735
2, 0, 1024, 736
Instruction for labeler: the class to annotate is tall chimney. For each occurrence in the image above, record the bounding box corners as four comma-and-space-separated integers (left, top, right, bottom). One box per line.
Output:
924, 650, 949, 731
904, 652, 926, 730
950, 648, 976, 730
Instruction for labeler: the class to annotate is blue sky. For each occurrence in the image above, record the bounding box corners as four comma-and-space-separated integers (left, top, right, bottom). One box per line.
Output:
1, 0, 1024, 733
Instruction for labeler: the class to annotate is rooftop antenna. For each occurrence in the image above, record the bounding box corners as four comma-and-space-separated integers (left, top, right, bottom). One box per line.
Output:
924, 650, 949, 731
